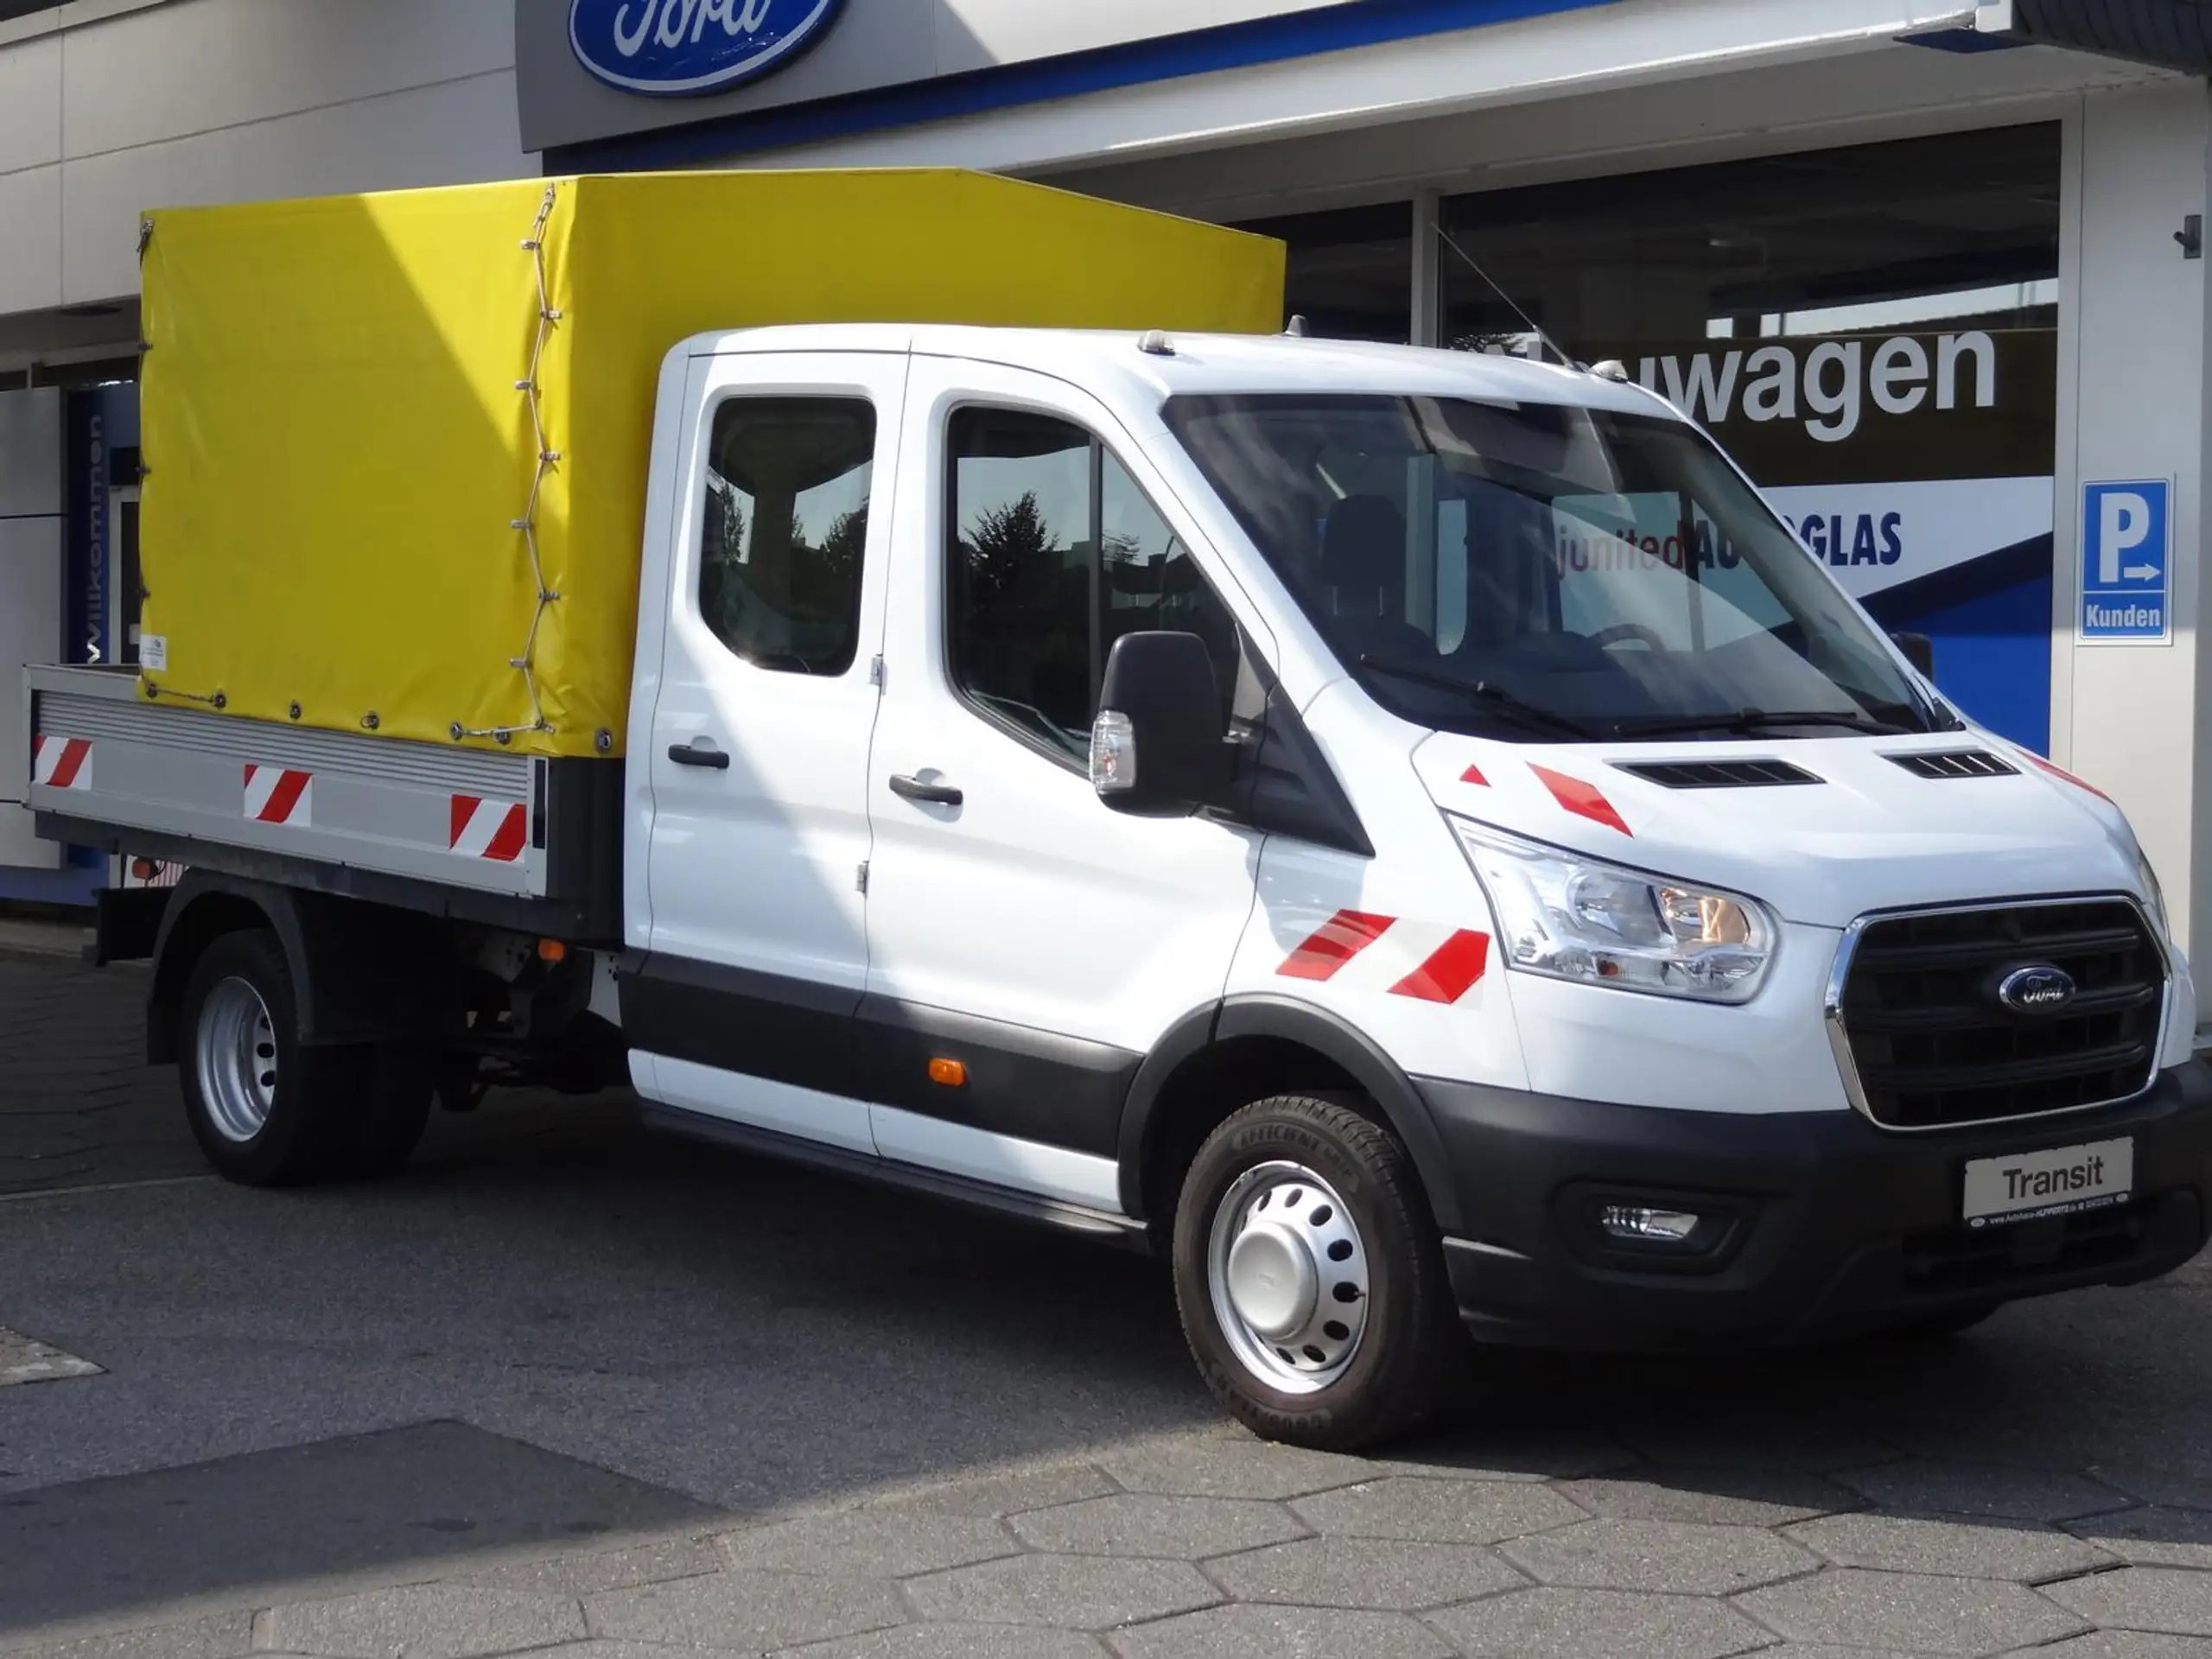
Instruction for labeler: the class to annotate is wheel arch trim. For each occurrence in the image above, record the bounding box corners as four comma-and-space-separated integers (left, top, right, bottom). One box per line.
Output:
1116, 993, 1467, 1233
149, 874, 456, 1062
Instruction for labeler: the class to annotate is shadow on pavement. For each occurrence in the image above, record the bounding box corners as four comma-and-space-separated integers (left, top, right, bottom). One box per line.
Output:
0, 1421, 724, 1637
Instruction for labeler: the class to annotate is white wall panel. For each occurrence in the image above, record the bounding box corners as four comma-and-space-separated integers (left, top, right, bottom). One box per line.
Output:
0, 31, 60, 174
0, 165, 63, 317
60, 0, 514, 160
2058, 84, 2209, 993
60, 69, 531, 304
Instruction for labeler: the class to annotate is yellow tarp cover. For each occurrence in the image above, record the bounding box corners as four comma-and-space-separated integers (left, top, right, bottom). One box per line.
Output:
140, 170, 1286, 757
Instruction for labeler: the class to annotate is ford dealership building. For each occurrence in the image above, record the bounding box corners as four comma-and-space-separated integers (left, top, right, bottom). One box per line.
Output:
3, 0, 2212, 1013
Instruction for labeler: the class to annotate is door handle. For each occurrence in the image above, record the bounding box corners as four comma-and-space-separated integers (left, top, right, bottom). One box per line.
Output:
889, 772, 963, 807
669, 739, 730, 771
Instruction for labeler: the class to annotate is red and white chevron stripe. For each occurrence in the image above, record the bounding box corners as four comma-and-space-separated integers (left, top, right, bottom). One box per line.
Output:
1531, 764, 1632, 836
30, 735, 92, 791
1276, 910, 1492, 1005
448, 794, 527, 863
243, 765, 313, 828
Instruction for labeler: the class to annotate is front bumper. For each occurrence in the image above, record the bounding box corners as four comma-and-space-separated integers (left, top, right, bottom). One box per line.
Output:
1421, 1060, 2212, 1349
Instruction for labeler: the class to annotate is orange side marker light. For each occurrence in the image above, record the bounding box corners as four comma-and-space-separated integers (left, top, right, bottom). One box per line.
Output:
928, 1058, 967, 1087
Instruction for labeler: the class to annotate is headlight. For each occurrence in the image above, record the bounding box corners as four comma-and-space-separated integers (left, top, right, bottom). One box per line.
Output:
1448, 816, 1777, 1002
2137, 848, 2171, 939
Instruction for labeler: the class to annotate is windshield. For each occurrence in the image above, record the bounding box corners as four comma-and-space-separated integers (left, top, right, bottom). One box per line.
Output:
1163, 394, 1942, 741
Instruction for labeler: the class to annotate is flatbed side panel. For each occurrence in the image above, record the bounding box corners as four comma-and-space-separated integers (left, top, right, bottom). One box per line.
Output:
36, 810, 615, 944
27, 665, 546, 899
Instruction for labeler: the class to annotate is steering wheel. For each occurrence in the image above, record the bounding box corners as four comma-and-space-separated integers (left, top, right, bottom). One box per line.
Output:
1588, 623, 1669, 652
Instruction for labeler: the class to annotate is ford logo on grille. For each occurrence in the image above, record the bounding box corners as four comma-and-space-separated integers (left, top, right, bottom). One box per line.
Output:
569, 0, 843, 97
1998, 963, 2078, 1015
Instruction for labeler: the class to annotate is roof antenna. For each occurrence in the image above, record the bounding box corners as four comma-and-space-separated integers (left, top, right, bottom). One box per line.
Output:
1285, 315, 1309, 337
1433, 219, 1576, 370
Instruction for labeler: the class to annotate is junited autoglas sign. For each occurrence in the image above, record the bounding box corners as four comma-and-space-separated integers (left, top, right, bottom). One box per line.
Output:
569, 0, 843, 96
2080, 479, 2171, 644
1573, 327, 2060, 753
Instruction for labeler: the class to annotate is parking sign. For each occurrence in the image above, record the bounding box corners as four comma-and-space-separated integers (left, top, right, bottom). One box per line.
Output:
2081, 479, 2171, 643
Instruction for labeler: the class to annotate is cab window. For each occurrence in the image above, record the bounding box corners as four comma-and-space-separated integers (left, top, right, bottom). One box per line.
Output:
699, 397, 874, 677
946, 407, 1241, 764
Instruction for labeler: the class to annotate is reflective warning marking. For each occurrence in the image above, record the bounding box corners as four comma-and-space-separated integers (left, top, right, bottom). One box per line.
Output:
1277, 910, 1395, 981
1388, 930, 1492, 1003
31, 736, 92, 791
244, 765, 313, 827
449, 795, 528, 862
1277, 914, 1493, 1005
1532, 764, 1631, 836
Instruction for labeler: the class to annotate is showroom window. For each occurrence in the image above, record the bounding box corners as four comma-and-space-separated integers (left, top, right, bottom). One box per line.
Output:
1234, 201, 1413, 342
1433, 124, 2062, 750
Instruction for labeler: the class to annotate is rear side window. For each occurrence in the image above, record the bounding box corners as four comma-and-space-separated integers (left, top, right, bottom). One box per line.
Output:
946, 407, 1241, 764
700, 397, 874, 677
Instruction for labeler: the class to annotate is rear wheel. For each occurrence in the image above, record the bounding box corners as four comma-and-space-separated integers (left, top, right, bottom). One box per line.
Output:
341, 1045, 435, 1179
1173, 1093, 1460, 1450
179, 930, 365, 1186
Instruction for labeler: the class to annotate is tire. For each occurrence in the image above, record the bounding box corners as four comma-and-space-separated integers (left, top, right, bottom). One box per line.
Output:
1172, 1092, 1461, 1450
340, 1044, 436, 1179
177, 929, 366, 1186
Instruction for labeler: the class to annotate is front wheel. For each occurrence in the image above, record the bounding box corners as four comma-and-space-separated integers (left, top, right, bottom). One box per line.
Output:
1172, 1093, 1462, 1450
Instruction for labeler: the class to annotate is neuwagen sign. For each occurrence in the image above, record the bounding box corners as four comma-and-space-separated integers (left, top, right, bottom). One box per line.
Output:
569, 0, 845, 95
1607, 328, 2056, 487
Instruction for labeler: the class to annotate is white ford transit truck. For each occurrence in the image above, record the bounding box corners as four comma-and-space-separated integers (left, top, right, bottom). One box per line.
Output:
28, 180, 2209, 1450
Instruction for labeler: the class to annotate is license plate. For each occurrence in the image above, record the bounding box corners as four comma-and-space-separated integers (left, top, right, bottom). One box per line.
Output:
1963, 1138, 2133, 1228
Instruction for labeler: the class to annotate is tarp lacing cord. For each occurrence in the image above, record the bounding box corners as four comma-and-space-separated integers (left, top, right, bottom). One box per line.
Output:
454, 182, 563, 747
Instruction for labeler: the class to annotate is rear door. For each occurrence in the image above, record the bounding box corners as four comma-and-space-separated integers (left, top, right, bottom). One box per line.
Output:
627, 350, 906, 1153
858, 357, 1268, 1211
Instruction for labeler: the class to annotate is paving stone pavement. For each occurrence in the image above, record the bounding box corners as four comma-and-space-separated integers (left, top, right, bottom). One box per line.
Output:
10, 950, 2212, 1658
5, 1426, 2210, 1658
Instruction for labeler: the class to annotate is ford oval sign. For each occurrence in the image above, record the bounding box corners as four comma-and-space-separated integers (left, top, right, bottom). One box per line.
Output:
1998, 963, 2078, 1016
569, 0, 843, 97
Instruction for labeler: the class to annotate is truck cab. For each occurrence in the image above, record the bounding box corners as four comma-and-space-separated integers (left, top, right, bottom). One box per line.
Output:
35, 320, 2209, 1451
613, 323, 2207, 1444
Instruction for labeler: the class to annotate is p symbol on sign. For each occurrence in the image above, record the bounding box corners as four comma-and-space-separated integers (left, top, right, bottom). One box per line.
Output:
2099, 491, 2152, 584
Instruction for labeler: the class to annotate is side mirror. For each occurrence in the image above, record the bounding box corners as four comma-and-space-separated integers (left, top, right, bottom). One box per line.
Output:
1892, 631, 1936, 678
1092, 631, 1229, 817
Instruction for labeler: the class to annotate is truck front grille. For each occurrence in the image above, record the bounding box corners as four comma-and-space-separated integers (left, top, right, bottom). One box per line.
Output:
1832, 899, 2164, 1130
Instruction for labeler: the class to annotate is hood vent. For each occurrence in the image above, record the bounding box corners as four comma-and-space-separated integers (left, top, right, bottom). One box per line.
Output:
1614, 759, 1822, 789
1886, 750, 2018, 780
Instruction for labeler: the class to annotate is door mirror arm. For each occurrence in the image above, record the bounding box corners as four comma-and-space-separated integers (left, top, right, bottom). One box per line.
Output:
1091, 632, 1230, 817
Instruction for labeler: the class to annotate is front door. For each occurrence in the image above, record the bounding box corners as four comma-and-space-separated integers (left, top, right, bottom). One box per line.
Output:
860, 359, 1268, 1211
629, 350, 907, 1154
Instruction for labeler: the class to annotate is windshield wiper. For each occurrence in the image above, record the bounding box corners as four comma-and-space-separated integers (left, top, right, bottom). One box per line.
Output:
1611, 707, 1909, 739
1357, 655, 1595, 739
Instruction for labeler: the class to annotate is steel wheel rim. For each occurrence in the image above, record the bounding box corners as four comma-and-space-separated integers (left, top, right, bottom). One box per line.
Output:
1206, 1160, 1371, 1395
195, 976, 277, 1143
